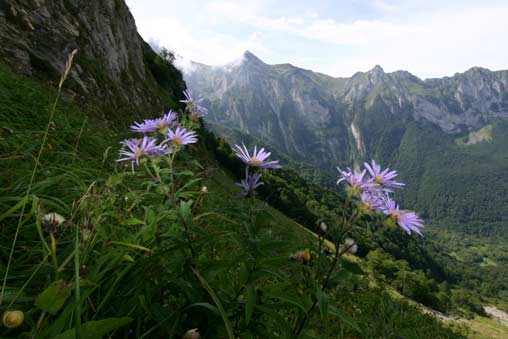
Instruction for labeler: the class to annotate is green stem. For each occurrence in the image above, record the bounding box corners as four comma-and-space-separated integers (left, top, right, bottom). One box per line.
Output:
168, 151, 177, 194
71, 118, 87, 165
50, 234, 59, 281
74, 222, 82, 338
294, 195, 353, 336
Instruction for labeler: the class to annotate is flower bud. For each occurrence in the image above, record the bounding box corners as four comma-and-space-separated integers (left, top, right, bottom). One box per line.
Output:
201, 186, 208, 193
2, 310, 24, 328
319, 221, 328, 233
343, 238, 358, 254
302, 248, 312, 263
183, 328, 200, 339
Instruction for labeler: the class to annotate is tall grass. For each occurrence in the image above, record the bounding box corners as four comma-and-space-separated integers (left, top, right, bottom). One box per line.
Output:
0, 49, 77, 306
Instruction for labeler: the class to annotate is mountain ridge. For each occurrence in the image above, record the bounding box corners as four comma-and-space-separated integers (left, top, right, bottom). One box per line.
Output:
184, 50, 508, 235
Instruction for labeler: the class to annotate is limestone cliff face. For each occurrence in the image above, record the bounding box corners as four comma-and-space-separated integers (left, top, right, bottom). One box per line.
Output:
0, 0, 185, 118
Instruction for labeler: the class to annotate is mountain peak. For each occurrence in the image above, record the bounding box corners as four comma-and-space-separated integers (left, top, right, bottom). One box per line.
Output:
368, 65, 385, 74
242, 50, 264, 64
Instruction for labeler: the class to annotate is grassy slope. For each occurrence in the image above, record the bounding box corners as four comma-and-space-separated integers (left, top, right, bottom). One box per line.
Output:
464, 316, 508, 339
0, 63, 472, 338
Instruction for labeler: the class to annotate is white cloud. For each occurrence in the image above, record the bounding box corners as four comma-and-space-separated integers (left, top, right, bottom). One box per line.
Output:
132, 12, 262, 66
127, 0, 508, 78
239, 4, 508, 77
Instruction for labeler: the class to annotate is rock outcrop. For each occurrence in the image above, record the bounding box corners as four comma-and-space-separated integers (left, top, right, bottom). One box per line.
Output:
0, 0, 185, 119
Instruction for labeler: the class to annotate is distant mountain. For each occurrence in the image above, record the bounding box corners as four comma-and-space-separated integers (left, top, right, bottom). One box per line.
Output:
184, 51, 508, 232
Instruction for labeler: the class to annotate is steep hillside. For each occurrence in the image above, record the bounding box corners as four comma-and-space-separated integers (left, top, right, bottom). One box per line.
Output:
0, 43, 468, 339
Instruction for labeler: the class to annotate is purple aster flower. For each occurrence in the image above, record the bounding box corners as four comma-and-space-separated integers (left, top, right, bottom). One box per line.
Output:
130, 111, 178, 134
233, 143, 281, 169
180, 89, 208, 117
364, 160, 404, 190
117, 136, 168, 172
165, 126, 198, 147
130, 118, 158, 134
360, 190, 384, 211
336, 167, 373, 190
153, 111, 178, 132
381, 197, 424, 236
235, 168, 264, 197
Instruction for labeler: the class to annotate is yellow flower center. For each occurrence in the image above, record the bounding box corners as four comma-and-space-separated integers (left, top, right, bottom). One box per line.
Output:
390, 210, 403, 222
375, 174, 383, 183
250, 157, 262, 166
172, 136, 182, 146
362, 201, 372, 210
134, 149, 144, 157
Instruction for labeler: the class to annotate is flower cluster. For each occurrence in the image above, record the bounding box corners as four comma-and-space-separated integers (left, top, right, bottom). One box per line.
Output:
118, 107, 200, 172
130, 111, 178, 134
180, 89, 208, 118
337, 160, 424, 236
233, 143, 281, 196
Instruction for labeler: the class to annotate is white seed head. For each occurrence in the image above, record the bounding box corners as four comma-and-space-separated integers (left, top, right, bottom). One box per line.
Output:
201, 186, 208, 193
41, 213, 66, 228
320, 221, 328, 233
344, 238, 358, 254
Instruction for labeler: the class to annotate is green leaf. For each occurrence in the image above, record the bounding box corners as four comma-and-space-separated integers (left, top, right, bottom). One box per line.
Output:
340, 258, 364, 275
42, 285, 96, 337
144, 207, 156, 226
253, 210, 272, 232
256, 305, 291, 338
110, 241, 152, 253
187, 302, 219, 315
316, 288, 328, 320
239, 262, 249, 285
0, 195, 29, 222
245, 284, 256, 325
122, 254, 135, 263
264, 291, 308, 313
120, 218, 145, 226
179, 200, 194, 227
193, 268, 235, 339
328, 305, 361, 333
53, 317, 132, 339
106, 173, 127, 187
328, 269, 353, 288
35, 280, 72, 315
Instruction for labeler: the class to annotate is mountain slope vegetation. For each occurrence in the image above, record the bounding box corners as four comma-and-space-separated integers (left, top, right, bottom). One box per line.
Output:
0, 56, 468, 338
0, 1, 501, 338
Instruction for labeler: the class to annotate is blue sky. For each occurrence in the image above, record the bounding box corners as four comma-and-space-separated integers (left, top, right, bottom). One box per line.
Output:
126, 0, 508, 78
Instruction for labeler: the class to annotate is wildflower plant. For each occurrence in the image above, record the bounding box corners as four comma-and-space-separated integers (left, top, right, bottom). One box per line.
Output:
0, 54, 434, 339
284, 159, 424, 336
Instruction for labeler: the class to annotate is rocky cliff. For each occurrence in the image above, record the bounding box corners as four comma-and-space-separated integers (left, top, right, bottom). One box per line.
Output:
0, 0, 185, 120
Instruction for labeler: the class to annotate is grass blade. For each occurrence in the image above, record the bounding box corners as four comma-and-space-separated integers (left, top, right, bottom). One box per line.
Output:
192, 268, 234, 339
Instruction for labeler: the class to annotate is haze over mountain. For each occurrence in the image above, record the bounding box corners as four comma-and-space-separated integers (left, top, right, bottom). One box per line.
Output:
185, 51, 508, 233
